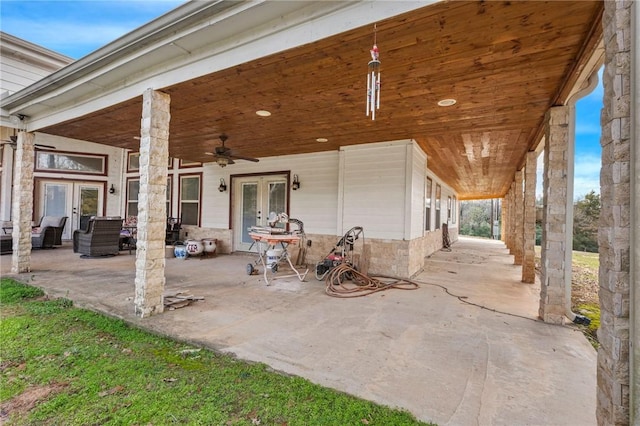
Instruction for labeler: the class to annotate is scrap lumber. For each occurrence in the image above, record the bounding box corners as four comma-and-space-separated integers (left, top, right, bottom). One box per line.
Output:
163, 292, 204, 310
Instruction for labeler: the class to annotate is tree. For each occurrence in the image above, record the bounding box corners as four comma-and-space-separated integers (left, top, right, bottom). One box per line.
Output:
573, 191, 600, 252
460, 200, 492, 238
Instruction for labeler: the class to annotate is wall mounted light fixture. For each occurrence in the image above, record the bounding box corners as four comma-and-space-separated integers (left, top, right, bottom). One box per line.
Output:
109, 184, 116, 194
292, 174, 300, 190
218, 178, 227, 192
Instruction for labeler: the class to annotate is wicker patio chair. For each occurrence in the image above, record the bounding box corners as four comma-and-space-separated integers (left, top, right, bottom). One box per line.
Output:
73, 216, 122, 257
32, 216, 68, 249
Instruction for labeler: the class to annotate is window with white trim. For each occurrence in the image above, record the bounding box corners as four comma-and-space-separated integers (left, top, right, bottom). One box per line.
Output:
179, 174, 201, 226
425, 177, 433, 231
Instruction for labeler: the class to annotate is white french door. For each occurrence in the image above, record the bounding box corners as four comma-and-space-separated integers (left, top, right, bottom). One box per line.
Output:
233, 175, 287, 251
38, 181, 104, 240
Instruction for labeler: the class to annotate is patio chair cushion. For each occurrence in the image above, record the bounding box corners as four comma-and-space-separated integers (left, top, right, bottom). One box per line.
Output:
32, 216, 68, 248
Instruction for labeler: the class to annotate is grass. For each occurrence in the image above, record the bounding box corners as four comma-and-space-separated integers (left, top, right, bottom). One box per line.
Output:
534, 246, 600, 348
0, 278, 432, 426
572, 250, 599, 270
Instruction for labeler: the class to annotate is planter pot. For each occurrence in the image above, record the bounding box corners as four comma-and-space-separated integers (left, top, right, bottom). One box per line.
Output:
185, 239, 204, 256
174, 244, 188, 260
202, 238, 217, 254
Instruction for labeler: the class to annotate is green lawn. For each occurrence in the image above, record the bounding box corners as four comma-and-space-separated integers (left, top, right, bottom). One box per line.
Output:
0, 278, 432, 426
572, 250, 599, 270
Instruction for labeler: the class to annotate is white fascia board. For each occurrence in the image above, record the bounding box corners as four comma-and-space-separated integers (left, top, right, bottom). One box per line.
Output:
4, 1, 437, 131
339, 139, 415, 152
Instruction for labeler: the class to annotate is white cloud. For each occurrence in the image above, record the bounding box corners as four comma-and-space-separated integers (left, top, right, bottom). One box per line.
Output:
535, 151, 600, 200
8, 19, 135, 50
573, 154, 601, 199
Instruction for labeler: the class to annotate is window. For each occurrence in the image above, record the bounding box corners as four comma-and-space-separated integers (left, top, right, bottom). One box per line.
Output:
447, 196, 452, 223
127, 177, 172, 218
126, 178, 140, 217
127, 152, 140, 172
166, 177, 172, 217
179, 174, 201, 226
435, 184, 441, 230
425, 177, 433, 231
452, 196, 457, 224
36, 151, 106, 175
179, 159, 202, 168
128, 152, 173, 172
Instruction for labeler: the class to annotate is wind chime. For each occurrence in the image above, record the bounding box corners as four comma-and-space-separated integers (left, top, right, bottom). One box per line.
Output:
366, 24, 381, 120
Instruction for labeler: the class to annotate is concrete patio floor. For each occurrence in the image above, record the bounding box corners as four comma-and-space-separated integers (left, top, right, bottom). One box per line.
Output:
1, 237, 596, 425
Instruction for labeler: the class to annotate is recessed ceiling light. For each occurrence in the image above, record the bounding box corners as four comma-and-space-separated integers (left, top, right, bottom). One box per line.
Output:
256, 110, 271, 117
316, 138, 328, 143
437, 99, 457, 107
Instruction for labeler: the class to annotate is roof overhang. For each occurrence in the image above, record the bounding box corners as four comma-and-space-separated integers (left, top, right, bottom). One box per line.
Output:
1, 0, 604, 199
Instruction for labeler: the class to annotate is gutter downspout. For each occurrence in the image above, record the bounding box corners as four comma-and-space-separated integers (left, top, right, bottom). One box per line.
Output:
565, 71, 600, 325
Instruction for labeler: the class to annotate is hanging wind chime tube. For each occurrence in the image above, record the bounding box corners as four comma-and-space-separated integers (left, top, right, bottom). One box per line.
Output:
366, 25, 381, 120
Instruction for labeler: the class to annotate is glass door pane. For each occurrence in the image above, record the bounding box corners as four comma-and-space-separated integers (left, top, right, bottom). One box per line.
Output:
267, 181, 286, 229
43, 184, 68, 217
75, 184, 102, 232
241, 182, 258, 245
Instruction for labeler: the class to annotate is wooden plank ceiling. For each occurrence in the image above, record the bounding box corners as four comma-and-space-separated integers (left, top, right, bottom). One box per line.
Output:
39, 1, 602, 199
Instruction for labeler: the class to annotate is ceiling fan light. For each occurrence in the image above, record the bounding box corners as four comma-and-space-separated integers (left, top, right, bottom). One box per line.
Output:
216, 157, 229, 167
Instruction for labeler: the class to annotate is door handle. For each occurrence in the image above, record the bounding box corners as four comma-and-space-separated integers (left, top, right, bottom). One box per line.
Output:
257, 210, 261, 220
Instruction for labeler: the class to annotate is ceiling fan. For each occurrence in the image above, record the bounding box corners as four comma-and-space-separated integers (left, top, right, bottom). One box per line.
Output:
0, 135, 56, 150
205, 134, 259, 167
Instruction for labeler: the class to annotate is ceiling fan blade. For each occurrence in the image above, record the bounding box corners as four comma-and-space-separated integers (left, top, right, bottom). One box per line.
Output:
227, 154, 259, 162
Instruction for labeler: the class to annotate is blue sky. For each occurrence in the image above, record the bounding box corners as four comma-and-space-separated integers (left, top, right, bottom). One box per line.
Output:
1, 1, 602, 199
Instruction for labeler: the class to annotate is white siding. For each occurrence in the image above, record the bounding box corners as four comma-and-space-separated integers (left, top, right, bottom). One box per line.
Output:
1, 57, 53, 94
200, 150, 339, 235
410, 144, 427, 239
340, 141, 411, 240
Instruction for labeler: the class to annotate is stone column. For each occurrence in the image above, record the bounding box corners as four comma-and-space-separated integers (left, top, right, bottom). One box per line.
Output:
134, 89, 170, 318
500, 196, 507, 243
504, 188, 511, 248
11, 132, 35, 273
522, 151, 537, 283
508, 181, 516, 255
598, 1, 635, 423
631, 2, 639, 423
514, 169, 524, 265
539, 106, 572, 324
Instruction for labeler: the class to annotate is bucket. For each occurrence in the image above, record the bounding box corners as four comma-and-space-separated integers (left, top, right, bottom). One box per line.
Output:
266, 248, 283, 266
